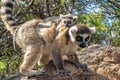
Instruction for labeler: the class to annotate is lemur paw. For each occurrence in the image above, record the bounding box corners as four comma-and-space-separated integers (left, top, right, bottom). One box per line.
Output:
76, 63, 88, 72
28, 71, 45, 78
58, 69, 70, 76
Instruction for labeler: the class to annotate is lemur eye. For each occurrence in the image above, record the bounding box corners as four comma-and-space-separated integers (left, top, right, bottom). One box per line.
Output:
74, 18, 76, 21
85, 36, 90, 41
64, 21, 67, 23
68, 21, 71, 24
76, 36, 83, 41
63, 17, 65, 19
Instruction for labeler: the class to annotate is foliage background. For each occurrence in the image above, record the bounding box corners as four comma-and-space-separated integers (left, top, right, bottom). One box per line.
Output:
0, 0, 120, 78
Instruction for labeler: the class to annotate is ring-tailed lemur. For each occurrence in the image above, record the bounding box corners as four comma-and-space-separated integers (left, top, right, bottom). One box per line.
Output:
51, 24, 96, 75
0, 0, 79, 77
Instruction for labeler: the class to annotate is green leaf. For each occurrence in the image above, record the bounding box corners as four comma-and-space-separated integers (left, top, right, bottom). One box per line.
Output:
61, 0, 65, 5
0, 61, 6, 70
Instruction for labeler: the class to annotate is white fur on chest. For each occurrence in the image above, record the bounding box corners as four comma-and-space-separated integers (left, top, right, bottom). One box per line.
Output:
63, 41, 78, 55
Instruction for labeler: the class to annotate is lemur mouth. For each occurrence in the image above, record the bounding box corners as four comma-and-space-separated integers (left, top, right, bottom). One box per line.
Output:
78, 42, 86, 48
64, 24, 70, 27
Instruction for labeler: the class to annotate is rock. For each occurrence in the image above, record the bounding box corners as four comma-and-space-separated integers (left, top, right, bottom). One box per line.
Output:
78, 44, 120, 80
4, 44, 120, 80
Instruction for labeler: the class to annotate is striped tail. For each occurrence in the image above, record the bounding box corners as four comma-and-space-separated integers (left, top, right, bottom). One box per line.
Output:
0, 0, 16, 35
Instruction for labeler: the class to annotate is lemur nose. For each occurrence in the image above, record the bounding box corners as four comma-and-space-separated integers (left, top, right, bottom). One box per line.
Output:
78, 42, 86, 48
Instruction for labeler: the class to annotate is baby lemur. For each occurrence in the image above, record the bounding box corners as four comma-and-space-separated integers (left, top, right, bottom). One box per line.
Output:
0, 0, 78, 77
38, 14, 78, 28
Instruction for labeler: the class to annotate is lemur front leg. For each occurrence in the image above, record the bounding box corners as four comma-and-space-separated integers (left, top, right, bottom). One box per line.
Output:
67, 53, 88, 71
52, 49, 70, 76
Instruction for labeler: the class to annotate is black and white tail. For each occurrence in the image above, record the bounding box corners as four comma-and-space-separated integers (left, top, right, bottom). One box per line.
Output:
0, 0, 16, 35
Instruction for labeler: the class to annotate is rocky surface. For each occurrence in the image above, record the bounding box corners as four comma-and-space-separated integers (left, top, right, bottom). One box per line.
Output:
78, 44, 120, 80
4, 44, 120, 80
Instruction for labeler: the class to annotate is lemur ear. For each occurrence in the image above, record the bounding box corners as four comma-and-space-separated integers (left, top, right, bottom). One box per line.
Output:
89, 27, 96, 34
73, 15, 78, 21
69, 26, 78, 42
60, 14, 65, 19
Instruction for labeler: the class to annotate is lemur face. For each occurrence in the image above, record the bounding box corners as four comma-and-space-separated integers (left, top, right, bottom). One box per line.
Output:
60, 14, 78, 27
69, 24, 96, 48
75, 34, 90, 48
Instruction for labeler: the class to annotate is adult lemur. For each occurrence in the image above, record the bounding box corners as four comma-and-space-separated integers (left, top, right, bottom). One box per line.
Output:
52, 24, 96, 75
0, 0, 78, 76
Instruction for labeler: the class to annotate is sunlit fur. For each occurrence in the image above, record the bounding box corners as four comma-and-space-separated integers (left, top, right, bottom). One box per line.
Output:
0, 0, 79, 76
0, 0, 96, 76
0, 0, 57, 76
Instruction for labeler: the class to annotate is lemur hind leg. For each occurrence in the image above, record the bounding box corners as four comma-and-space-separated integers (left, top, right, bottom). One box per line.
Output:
20, 44, 44, 77
38, 51, 50, 67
